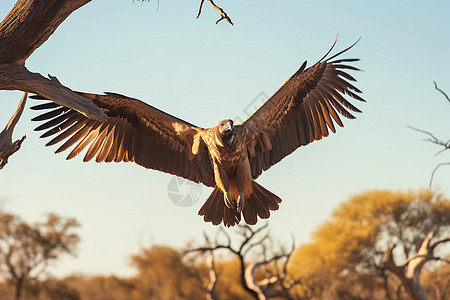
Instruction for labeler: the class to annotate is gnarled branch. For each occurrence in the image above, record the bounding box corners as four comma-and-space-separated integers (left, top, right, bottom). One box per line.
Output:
0, 92, 27, 170
0, 64, 104, 120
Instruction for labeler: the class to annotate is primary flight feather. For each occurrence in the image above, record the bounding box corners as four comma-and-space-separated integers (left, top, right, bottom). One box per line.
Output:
30, 39, 364, 227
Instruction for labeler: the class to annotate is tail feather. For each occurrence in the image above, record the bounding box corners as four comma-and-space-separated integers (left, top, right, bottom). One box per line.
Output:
242, 199, 258, 225
198, 187, 240, 227
242, 181, 281, 224
255, 183, 281, 211
198, 181, 281, 227
251, 191, 270, 219
208, 187, 225, 225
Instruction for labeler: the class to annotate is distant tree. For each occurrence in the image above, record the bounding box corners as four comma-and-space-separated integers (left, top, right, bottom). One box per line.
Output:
130, 245, 205, 300
290, 190, 450, 300
56, 274, 136, 300
0, 212, 79, 300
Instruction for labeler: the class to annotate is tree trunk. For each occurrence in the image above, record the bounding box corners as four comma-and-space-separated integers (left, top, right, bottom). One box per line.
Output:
15, 278, 23, 300
239, 256, 260, 299
383, 234, 450, 300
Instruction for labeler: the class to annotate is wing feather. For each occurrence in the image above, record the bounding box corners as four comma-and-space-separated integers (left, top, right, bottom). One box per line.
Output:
68, 123, 102, 160
84, 124, 109, 162
30, 93, 215, 187
241, 40, 364, 179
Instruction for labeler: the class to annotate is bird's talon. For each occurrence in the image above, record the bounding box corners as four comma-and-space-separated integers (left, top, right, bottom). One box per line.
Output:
237, 193, 245, 213
224, 192, 234, 209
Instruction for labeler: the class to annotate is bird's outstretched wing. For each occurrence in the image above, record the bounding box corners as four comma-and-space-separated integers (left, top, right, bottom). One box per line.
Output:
30, 92, 215, 186
241, 38, 365, 179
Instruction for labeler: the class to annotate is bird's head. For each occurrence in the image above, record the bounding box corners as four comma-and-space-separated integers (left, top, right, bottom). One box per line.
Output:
217, 119, 234, 141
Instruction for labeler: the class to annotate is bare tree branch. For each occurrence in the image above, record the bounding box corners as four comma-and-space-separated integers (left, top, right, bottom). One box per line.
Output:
407, 126, 450, 155
197, 0, 233, 25
0, 93, 27, 170
434, 81, 450, 105
408, 82, 450, 188
429, 162, 450, 188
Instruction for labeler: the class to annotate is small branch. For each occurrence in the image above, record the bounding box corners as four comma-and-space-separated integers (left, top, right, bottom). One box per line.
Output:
197, 0, 233, 25
408, 124, 450, 188
244, 232, 270, 257
184, 244, 234, 255
429, 236, 450, 252
434, 81, 450, 104
239, 223, 269, 254
407, 125, 450, 154
429, 162, 450, 188
408, 83, 450, 189
0, 93, 27, 170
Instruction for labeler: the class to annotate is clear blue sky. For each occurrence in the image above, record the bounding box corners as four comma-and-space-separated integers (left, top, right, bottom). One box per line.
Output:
1, 0, 449, 277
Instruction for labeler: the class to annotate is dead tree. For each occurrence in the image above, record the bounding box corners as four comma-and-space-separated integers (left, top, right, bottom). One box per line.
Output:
0, 212, 80, 300
382, 232, 450, 300
408, 82, 450, 187
0, 0, 232, 168
0, 93, 26, 169
186, 224, 300, 300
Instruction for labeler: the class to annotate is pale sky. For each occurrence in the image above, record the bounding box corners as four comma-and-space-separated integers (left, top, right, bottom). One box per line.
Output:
1, 0, 449, 277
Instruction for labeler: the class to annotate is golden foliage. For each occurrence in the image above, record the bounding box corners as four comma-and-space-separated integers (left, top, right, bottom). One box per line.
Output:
289, 189, 450, 299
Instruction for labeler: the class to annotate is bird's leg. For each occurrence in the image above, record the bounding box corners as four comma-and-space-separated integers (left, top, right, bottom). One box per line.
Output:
213, 161, 234, 208
236, 159, 251, 213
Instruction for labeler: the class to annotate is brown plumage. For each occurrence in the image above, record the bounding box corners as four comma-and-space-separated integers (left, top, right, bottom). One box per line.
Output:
30, 39, 364, 227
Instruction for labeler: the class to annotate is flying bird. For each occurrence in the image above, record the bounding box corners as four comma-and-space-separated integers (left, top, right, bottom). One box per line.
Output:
30, 38, 364, 227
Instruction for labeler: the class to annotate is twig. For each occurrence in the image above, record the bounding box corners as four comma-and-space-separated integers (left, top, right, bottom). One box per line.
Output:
408, 122, 450, 188
429, 162, 450, 188
407, 125, 450, 156
434, 81, 450, 104
408, 82, 450, 189
197, 0, 233, 25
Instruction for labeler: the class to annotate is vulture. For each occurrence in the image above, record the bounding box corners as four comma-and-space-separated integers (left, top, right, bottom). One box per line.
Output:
30, 38, 364, 227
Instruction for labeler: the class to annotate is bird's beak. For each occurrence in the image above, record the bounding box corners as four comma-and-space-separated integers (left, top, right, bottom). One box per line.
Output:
223, 122, 232, 132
